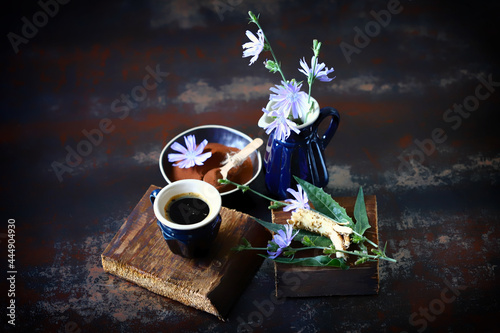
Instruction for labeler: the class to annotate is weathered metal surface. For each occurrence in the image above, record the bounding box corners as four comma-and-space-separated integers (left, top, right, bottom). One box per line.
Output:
1, 0, 499, 332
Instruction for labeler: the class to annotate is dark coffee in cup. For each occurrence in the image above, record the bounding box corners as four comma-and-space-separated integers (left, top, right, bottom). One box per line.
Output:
150, 179, 222, 258
165, 193, 210, 225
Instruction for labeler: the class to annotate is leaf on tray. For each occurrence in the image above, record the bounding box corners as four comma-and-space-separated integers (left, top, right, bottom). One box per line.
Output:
294, 176, 354, 228
353, 186, 371, 236
296, 230, 333, 247
254, 218, 286, 233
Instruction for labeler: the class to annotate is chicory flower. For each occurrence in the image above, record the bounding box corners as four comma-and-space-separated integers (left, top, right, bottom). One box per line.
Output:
242, 29, 265, 65
283, 184, 310, 213
269, 80, 309, 120
167, 135, 212, 169
267, 224, 299, 259
262, 107, 300, 141
242, 13, 336, 138
299, 56, 336, 82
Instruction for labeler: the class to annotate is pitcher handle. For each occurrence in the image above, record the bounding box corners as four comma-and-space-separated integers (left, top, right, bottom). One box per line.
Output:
312, 107, 340, 150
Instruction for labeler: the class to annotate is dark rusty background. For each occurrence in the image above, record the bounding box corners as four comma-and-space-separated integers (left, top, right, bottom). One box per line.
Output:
1, 0, 499, 332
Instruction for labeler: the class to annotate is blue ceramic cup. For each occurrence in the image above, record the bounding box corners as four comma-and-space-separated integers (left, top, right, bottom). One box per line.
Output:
150, 179, 222, 258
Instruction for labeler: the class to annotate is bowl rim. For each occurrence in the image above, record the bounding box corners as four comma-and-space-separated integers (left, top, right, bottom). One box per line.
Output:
159, 124, 263, 196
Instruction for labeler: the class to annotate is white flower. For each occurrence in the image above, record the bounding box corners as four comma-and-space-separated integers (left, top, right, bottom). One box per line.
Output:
242, 29, 265, 65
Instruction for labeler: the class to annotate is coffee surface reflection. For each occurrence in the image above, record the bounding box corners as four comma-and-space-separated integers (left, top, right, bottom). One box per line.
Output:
165, 193, 209, 225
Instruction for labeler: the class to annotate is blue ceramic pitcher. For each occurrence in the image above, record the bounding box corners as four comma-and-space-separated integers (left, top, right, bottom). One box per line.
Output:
262, 105, 340, 199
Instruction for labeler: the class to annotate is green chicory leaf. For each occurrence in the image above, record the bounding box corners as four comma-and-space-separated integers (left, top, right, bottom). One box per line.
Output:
301, 235, 314, 246
232, 237, 253, 251
254, 218, 286, 233
353, 186, 371, 236
296, 229, 332, 247
294, 176, 354, 228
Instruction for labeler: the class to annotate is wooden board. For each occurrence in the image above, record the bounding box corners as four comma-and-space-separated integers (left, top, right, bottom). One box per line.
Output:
272, 195, 379, 297
101, 185, 269, 320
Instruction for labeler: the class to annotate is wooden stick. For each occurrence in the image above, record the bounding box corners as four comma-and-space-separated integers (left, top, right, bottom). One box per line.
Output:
219, 138, 263, 179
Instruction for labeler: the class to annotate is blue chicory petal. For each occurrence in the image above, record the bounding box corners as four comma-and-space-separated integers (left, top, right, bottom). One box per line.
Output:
167, 135, 212, 169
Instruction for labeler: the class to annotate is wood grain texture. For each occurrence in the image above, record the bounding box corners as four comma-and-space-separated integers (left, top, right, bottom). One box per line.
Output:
272, 195, 379, 297
101, 185, 269, 320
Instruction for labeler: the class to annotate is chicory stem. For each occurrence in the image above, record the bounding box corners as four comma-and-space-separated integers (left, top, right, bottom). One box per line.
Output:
218, 179, 288, 209
352, 230, 378, 248
286, 245, 396, 263
249, 12, 286, 82
334, 248, 397, 263
240, 247, 269, 251
307, 56, 316, 104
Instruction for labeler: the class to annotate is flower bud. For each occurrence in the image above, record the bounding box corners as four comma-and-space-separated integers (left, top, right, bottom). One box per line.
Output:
264, 59, 280, 73
248, 11, 259, 23
313, 39, 322, 57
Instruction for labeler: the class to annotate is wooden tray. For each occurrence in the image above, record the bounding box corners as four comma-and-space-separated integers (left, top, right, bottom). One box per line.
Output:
271, 195, 379, 297
101, 185, 269, 320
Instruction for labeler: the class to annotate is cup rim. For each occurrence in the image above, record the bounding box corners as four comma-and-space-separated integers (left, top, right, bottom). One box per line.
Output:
153, 179, 222, 231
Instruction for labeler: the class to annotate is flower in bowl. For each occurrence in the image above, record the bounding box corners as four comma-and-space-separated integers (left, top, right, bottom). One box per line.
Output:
159, 125, 262, 196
